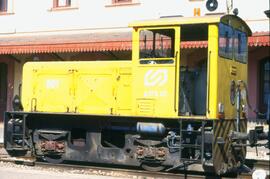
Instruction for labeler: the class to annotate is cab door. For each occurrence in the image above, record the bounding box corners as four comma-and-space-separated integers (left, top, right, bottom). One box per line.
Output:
132, 27, 180, 117
217, 23, 248, 119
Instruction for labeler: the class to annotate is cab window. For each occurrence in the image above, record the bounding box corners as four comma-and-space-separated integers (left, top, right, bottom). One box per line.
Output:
139, 29, 175, 64
219, 23, 233, 59
234, 30, 248, 63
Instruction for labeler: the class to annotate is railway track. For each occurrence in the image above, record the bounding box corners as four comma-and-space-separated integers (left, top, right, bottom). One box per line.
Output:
0, 144, 268, 179
35, 162, 214, 179
0, 154, 214, 178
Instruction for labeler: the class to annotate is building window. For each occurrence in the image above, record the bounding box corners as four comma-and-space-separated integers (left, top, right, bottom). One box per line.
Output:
259, 57, 270, 117
50, 0, 78, 11
112, 0, 132, 4
53, 0, 71, 8
106, 0, 140, 7
0, 0, 7, 12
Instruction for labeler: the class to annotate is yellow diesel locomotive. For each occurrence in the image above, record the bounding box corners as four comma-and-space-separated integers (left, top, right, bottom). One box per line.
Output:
5, 15, 265, 174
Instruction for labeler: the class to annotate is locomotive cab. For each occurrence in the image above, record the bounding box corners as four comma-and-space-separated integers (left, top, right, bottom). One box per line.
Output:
130, 15, 251, 120
129, 16, 254, 173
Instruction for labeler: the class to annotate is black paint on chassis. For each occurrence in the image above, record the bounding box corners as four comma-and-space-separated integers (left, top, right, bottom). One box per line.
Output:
4, 111, 247, 174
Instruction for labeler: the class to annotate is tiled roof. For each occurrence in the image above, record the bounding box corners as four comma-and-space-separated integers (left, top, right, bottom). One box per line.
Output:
0, 32, 268, 54
248, 32, 270, 47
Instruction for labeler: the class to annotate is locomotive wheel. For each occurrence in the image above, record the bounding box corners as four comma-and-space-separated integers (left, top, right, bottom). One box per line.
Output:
44, 155, 64, 164
141, 163, 165, 172
6, 150, 27, 157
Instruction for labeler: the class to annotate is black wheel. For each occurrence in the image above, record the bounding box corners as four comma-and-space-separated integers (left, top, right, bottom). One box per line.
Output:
44, 155, 63, 164
141, 162, 165, 172
6, 150, 28, 157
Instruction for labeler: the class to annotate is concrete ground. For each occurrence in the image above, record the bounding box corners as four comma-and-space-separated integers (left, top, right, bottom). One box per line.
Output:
0, 162, 127, 179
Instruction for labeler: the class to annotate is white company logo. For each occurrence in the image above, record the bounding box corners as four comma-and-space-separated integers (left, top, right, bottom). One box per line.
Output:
46, 79, 60, 89
144, 69, 168, 87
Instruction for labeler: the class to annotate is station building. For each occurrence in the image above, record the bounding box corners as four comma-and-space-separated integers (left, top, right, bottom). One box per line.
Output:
0, 0, 269, 121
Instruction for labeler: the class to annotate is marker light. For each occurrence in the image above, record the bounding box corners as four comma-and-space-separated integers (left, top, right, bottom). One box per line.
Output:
218, 102, 225, 119
218, 103, 224, 113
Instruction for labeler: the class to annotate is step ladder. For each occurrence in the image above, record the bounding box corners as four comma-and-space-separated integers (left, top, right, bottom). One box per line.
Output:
178, 120, 206, 164
10, 115, 27, 150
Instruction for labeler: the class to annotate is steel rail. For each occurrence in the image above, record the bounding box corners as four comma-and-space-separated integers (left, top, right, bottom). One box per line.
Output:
35, 161, 211, 179
0, 155, 223, 179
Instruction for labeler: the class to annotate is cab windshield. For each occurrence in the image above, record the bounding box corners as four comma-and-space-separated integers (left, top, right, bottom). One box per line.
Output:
139, 29, 175, 59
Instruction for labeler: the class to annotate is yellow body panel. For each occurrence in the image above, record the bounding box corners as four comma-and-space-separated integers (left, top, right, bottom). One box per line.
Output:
207, 24, 219, 119
22, 61, 133, 115
217, 58, 247, 119
133, 64, 177, 117
22, 64, 74, 113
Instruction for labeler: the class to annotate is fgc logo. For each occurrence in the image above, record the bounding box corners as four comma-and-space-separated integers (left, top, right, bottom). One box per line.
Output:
144, 69, 168, 87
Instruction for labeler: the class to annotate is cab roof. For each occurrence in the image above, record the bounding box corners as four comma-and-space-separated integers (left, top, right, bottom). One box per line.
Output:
129, 14, 251, 35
